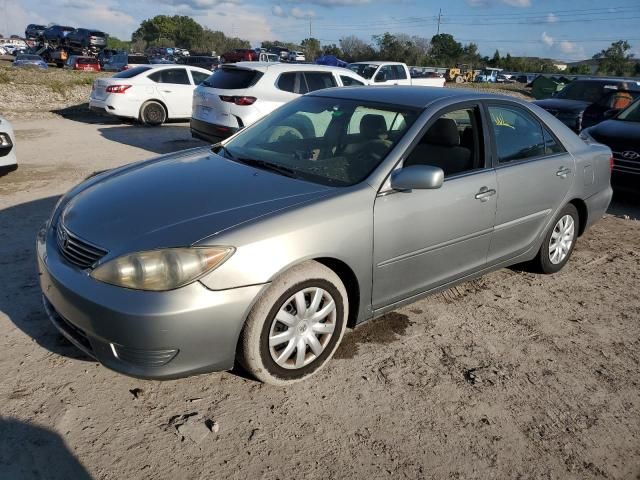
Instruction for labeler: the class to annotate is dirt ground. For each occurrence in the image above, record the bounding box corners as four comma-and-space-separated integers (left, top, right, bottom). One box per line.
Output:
1, 115, 639, 480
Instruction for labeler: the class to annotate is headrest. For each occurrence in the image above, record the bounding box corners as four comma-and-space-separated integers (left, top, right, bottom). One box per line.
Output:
360, 114, 388, 139
424, 118, 460, 147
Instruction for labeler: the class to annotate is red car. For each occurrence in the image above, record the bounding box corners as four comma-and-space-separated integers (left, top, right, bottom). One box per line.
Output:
65, 55, 101, 72
220, 48, 258, 63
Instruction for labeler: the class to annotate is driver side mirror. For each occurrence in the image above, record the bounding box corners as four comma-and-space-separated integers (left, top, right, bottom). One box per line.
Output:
390, 165, 444, 191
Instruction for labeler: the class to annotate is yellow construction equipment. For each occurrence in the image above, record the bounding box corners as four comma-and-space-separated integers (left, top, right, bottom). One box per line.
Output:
446, 64, 477, 83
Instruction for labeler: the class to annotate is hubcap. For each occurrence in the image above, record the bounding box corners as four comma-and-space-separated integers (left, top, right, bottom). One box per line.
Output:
268, 287, 337, 370
549, 214, 575, 264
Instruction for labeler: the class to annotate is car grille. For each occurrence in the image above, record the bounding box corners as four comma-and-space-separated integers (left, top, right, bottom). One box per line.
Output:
56, 223, 107, 268
609, 145, 640, 175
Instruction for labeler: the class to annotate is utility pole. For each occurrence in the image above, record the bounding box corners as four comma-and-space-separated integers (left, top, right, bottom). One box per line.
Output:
437, 8, 442, 35
309, 16, 312, 38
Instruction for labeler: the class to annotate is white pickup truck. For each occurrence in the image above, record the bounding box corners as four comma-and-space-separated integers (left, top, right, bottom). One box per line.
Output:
348, 61, 446, 88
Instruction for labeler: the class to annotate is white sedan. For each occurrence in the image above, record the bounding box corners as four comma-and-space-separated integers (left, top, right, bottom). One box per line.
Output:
89, 64, 213, 125
0, 116, 17, 175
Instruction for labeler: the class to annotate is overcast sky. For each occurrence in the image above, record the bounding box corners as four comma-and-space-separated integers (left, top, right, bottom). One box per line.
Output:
2, 0, 639, 61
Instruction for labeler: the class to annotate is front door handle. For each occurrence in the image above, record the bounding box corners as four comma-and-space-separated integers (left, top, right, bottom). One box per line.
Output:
556, 167, 571, 178
475, 187, 496, 202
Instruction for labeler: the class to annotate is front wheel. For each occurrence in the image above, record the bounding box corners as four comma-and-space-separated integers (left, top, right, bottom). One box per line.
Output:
237, 261, 348, 385
534, 203, 578, 274
140, 101, 166, 126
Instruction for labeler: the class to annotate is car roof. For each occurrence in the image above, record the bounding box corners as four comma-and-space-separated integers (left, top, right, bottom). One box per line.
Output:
310, 85, 520, 108
231, 62, 361, 74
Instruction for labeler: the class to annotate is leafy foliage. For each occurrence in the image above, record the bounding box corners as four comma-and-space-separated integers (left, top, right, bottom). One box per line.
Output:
593, 40, 635, 76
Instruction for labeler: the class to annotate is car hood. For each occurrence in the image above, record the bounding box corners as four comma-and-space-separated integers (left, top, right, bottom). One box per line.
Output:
589, 119, 640, 146
533, 98, 591, 114
61, 148, 334, 256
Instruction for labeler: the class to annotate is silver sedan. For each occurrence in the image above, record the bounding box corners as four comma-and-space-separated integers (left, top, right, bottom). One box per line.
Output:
37, 86, 613, 385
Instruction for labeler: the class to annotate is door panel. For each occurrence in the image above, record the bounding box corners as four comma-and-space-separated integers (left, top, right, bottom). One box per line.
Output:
488, 153, 575, 262
373, 170, 497, 309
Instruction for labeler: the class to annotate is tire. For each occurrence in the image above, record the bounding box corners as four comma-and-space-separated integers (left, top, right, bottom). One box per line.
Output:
455, 75, 464, 84
237, 261, 349, 386
140, 101, 166, 126
534, 203, 579, 274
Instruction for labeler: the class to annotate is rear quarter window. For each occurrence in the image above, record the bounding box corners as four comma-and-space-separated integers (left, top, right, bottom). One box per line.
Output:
112, 66, 152, 78
202, 68, 263, 89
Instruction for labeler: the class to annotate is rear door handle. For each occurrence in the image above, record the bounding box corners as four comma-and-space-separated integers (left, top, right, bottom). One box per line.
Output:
556, 167, 571, 178
475, 187, 496, 202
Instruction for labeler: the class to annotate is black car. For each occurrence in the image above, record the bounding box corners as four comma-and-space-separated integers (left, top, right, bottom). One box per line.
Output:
534, 78, 640, 132
42, 25, 75, 45
25, 24, 46, 39
581, 98, 640, 194
176, 55, 220, 71
65, 28, 107, 51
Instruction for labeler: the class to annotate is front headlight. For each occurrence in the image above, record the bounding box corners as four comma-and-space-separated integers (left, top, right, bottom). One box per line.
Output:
90, 247, 234, 291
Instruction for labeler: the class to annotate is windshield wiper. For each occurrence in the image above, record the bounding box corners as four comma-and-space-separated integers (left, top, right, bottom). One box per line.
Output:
212, 145, 235, 159
234, 157, 299, 179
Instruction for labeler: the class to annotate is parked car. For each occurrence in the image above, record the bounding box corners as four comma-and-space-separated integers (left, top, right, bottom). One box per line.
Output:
534, 78, 640, 132
42, 25, 75, 45
259, 52, 279, 63
475, 68, 502, 83
581, 88, 640, 129
65, 28, 107, 51
348, 61, 446, 87
12, 54, 47, 69
0, 46, 6, 55
288, 51, 306, 62
149, 57, 175, 65
25, 24, 46, 39
97, 48, 119, 68
176, 55, 220, 71
516, 74, 537, 85
580, 98, 640, 194
64, 55, 101, 72
268, 46, 290, 61
190, 62, 368, 143
89, 64, 213, 125
102, 53, 150, 72
220, 48, 258, 63
38, 86, 612, 384
1, 44, 18, 55
0, 116, 17, 175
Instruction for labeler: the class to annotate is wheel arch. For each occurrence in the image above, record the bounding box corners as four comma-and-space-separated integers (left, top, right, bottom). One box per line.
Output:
314, 257, 360, 328
568, 198, 588, 236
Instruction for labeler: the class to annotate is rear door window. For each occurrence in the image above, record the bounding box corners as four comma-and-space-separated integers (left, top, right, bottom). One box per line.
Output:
203, 68, 263, 89
391, 65, 407, 80
148, 68, 191, 85
488, 105, 546, 163
303, 72, 337, 92
190, 70, 209, 85
277, 72, 307, 94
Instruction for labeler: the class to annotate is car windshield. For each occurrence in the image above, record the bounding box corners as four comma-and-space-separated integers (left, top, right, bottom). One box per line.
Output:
555, 81, 610, 103
616, 99, 640, 123
218, 95, 420, 187
348, 64, 378, 80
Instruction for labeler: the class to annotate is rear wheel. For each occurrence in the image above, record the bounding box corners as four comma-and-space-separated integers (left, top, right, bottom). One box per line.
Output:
455, 75, 464, 83
534, 203, 578, 274
140, 101, 166, 126
237, 261, 348, 385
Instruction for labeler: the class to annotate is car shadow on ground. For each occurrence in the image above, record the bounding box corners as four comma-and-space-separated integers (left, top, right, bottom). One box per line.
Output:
0, 418, 92, 479
51, 103, 124, 125
98, 124, 209, 155
607, 191, 640, 220
0, 195, 91, 361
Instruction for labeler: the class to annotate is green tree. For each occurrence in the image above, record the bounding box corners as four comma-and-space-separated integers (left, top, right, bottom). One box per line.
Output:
339, 35, 375, 62
593, 40, 635, 76
461, 42, 481, 66
132, 15, 204, 49
430, 34, 462, 66
301, 38, 321, 61
567, 63, 592, 75
321, 43, 343, 58
490, 49, 501, 67
106, 36, 131, 51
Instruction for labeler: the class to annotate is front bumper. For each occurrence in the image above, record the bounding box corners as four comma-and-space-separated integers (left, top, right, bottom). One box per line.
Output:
190, 118, 238, 144
37, 224, 265, 379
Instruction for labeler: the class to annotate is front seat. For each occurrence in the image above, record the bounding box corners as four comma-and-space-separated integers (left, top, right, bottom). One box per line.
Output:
405, 118, 472, 176
342, 114, 393, 181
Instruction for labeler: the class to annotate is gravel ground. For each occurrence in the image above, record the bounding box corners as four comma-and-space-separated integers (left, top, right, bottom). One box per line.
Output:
1, 116, 639, 480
